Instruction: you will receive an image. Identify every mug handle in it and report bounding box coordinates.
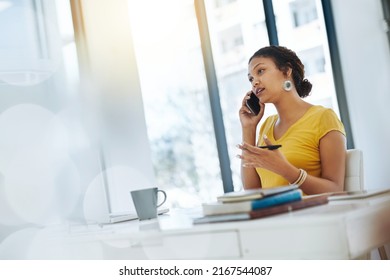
[157,189,167,207]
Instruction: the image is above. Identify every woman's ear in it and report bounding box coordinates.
[286,67,292,78]
[282,63,293,78]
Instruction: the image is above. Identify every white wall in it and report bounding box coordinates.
[332,0,390,189]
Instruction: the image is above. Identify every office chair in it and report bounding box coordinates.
[344,149,388,260]
[344,149,364,192]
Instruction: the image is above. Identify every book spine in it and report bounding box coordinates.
[251,189,302,210]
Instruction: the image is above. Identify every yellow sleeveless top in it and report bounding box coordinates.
[256,105,346,188]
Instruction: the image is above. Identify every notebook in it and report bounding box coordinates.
[328,188,390,201]
[216,185,298,203]
[108,208,169,223]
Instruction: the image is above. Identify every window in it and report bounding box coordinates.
[273,0,341,115]
[204,0,270,191]
[290,0,318,27]
[127,0,223,207]
[220,24,244,53]
[382,0,390,48]
[215,0,237,8]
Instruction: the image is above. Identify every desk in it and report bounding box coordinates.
[41,192,390,260]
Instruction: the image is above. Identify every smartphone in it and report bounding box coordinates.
[246,92,261,115]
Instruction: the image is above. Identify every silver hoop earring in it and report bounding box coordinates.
[283,80,292,91]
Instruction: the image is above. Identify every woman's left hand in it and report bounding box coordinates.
[237,136,289,175]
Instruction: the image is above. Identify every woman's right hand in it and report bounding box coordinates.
[239,91,264,129]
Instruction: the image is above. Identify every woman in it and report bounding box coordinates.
[237,46,346,195]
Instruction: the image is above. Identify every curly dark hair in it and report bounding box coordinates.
[249,45,312,98]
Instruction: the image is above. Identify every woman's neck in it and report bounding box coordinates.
[274,94,312,125]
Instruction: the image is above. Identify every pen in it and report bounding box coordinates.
[258,144,282,150]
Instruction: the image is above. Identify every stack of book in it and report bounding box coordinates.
[193,185,329,224]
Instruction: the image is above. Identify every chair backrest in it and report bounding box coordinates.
[344,149,364,191]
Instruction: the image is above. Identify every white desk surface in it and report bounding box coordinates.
[50,191,390,260]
